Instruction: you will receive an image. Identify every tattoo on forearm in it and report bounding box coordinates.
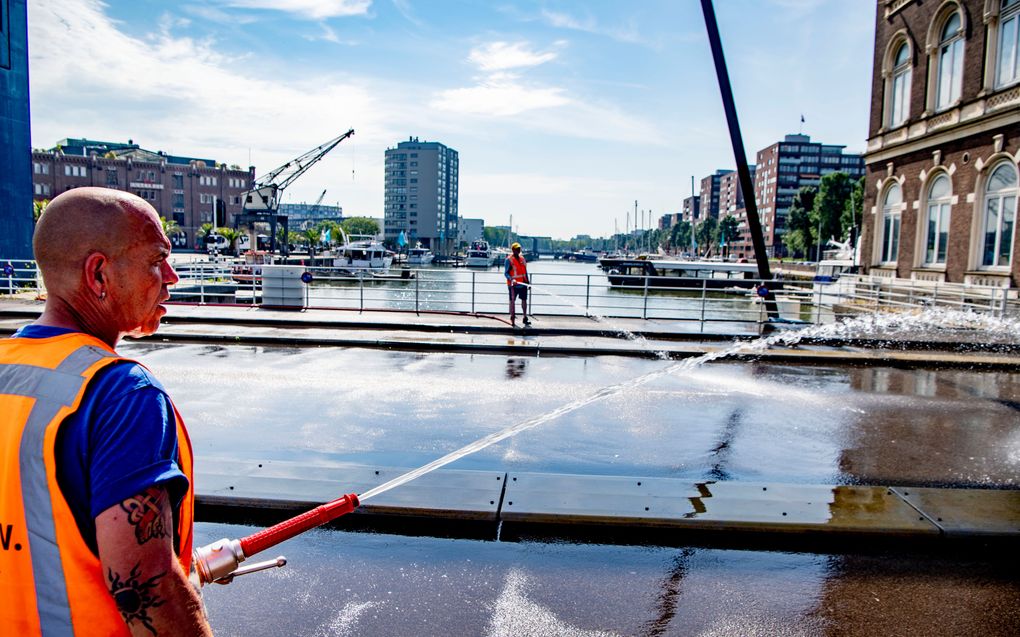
[109,563,166,635]
[120,487,170,545]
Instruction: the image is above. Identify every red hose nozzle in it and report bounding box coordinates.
[240,493,360,558]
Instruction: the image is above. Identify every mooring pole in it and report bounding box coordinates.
[700,0,779,320]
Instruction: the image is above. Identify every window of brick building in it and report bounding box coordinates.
[936,12,964,110]
[997,0,1020,87]
[924,175,951,265]
[880,183,902,264]
[981,162,1017,267]
[890,41,912,126]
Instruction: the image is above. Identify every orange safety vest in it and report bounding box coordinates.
[0,332,194,636]
[506,254,528,286]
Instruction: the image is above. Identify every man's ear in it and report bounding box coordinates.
[83,252,109,297]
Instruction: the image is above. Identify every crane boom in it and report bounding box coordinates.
[243,129,354,213]
[313,188,327,209]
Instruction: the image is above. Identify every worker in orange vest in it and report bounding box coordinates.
[0,188,213,636]
[504,242,530,327]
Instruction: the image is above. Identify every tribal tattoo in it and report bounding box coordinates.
[120,487,170,546]
[108,562,166,635]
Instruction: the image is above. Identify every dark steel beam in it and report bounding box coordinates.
[700,0,779,319]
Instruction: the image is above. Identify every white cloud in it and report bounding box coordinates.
[28,0,392,212]
[430,75,568,116]
[431,40,573,119]
[467,41,559,71]
[221,0,372,20]
[539,9,643,45]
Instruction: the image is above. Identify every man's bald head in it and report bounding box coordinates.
[34,187,161,292]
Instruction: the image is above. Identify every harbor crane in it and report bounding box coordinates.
[237,129,354,254]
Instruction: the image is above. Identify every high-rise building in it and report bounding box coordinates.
[699,170,733,220]
[752,134,864,257]
[384,137,459,254]
[31,138,253,251]
[681,196,701,224]
[860,0,1019,288]
[1,0,33,259]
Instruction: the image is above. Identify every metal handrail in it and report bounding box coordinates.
[7,258,1016,325]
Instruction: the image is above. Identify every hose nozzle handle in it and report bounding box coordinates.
[239,493,360,558]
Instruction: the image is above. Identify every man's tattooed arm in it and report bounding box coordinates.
[120,486,170,545]
[108,563,166,636]
[96,486,213,636]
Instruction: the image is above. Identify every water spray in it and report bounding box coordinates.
[193,493,359,586]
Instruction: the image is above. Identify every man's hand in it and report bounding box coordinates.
[96,486,213,636]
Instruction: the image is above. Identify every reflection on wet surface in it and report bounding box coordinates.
[124,343,1020,488]
[196,522,1020,637]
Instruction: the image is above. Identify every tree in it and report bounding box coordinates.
[841,176,866,248]
[302,228,320,253]
[812,172,855,260]
[160,216,181,238]
[718,215,739,256]
[214,227,242,255]
[784,187,817,257]
[670,221,692,254]
[341,217,379,237]
[197,223,214,239]
[33,199,49,223]
[694,216,718,256]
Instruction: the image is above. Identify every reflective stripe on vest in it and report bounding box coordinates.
[507,255,528,285]
[0,334,194,636]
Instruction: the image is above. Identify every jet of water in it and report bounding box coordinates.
[524,281,671,360]
[358,307,1018,502]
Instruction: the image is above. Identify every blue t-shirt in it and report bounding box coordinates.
[12,326,189,554]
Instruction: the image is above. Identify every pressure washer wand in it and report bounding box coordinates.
[193,493,360,586]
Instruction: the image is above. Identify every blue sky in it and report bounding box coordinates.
[28,0,875,239]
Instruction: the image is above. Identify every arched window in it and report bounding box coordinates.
[997,0,1020,88]
[924,175,951,265]
[881,183,902,263]
[890,42,912,126]
[982,162,1018,267]
[936,12,965,110]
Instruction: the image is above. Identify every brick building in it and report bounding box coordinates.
[861,0,1020,287]
[698,169,732,220]
[681,195,701,224]
[751,135,865,258]
[31,138,254,251]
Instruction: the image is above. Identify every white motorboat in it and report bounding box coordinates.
[465,239,494,267]
[407,245,435,265]
[332,229,393,272]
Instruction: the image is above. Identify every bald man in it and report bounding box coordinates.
[0,188,213,636]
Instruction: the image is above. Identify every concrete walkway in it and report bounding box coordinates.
[2,299,1018,368]
[196,457,1020,554]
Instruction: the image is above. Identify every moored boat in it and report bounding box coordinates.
[465,239,494,267]
[600,258,778,291]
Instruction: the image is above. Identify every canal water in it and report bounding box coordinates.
[125,342,1020,488]
[195,521,1020,637]
[278,259,770,321]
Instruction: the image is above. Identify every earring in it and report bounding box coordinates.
[99,291,106,300]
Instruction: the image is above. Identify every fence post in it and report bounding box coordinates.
[200,263,206,305]
[932,282,939,309]
[699,279,707,332]
[416,270,420,315]
[471,271,475,314]
[359,272,364,313]
[252,268,257,306]
[642,274,649,320]
[758,291,765,335]
[585,274,590,315]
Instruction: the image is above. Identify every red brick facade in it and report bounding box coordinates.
[862,0,1020,287]
[32,149,253,251]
